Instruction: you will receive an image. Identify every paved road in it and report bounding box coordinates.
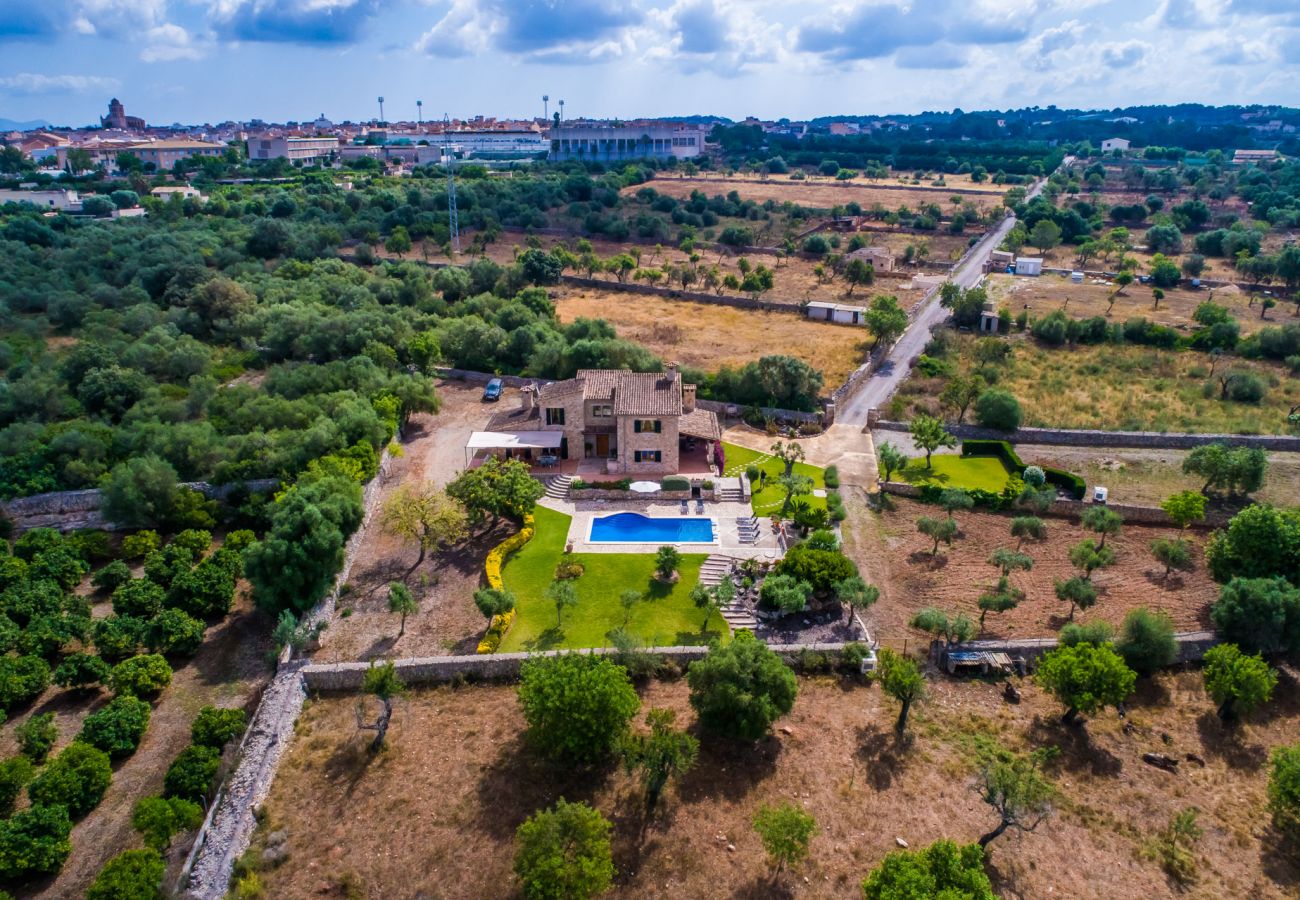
[837,168,1060,426]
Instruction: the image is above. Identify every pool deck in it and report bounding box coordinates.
[540,497,783,558]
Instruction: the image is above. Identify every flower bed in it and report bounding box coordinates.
[476,513,534,654]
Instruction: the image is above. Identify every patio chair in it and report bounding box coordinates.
[680,499,689,513]
[696,499,705,514]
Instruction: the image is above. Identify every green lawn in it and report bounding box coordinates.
[722,442,827,516]
[499,506,729,652]
[898,453,1014,492]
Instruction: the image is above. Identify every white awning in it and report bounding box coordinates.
[466,431,563,450]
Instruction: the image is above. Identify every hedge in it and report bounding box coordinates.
[570,479,632,491]
[660,476,691,491]
[960,440,1086,500]
[477,513,534,654]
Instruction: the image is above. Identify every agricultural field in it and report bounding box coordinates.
[892,333,1300,434]
[246,672,1300,899]
[553,291,871,389]
[631,175,1011,214]
[861,497,1219,640]
[984,273,1277,336]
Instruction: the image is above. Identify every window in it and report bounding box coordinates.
[591,404,612,418]
[545,407,565,426]
[633,450,662,463]
[633,419,661,433]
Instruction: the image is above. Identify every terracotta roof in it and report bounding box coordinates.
[679,407,721,441]
[536,379,583,404]
[575,370,620,400]
[486,405,539,430]
[612,371,682,417]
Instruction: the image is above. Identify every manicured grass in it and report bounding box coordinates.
[722,442,827,516]
[898,453,1015,492]
[499,506,728,652]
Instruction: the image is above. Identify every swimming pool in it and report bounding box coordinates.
[588,512,716,544]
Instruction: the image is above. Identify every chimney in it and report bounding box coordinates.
[665,361,679,382]
[522,383,537,411]
[682,383,696,413]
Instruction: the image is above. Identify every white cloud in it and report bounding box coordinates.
[0,73,120,94]
[141,22,204,60]
[1100,40,1150,68]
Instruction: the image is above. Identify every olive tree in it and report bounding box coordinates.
[976,750,1055,847]
[1036,642,1135,725]
[876,648,925,733]
[620,708,698,821]
[1203,643,1277,723]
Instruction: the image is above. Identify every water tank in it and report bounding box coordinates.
[1071,271,1084,283]
[1093,486,1109,504]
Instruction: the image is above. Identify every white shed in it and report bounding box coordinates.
[805,301,866,325]
[1015,257,1043,277]
[1100,137,1130,153]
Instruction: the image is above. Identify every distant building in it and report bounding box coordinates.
[150,185,204,201]
[549,124,705,161]
[14,132,68,163]
[247,135,340,163]
[828,122,860,136]
[805,301,867,325]
[1100,137,1130,153]
[1233,149,1281,164]
[436,129,548,160]
[0,188,81,211]
[1014,256,1043,276]
[101,98,145,130]
[847,246,895,273]
[116,140,225,170]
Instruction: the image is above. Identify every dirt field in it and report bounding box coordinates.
[984,273,1277,336]
[858,497,1218,642]
[633,175,1010,213]
[249,671,1299,899]
[3,593,274,899]
[553,290,870,386]
[315,380,504,663]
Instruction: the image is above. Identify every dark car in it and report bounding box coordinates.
[482,378,504,402]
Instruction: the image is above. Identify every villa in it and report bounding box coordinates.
[475,364,722,476]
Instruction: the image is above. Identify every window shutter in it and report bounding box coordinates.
[634,421,641,433]
[654,420,662,433]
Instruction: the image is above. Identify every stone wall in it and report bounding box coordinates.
[570,488,719,502]
[943,630,1219,666]
[874,420,1300,452]
[1,479,279,533]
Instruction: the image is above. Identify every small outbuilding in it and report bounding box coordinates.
[1014,256,1043,277]
[805,301,867,325]
[847,246,895,272]
[1101,137,1131,153]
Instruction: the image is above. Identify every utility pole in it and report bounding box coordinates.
[377,96,385,125]
[417,99,422,126]
[542,95,549,121]
[443,114,459,254]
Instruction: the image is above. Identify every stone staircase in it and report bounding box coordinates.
[717,477,745,503]
[543,474,573,500]
[699,554,758,631]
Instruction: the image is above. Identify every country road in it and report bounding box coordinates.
[837,166,1061,426]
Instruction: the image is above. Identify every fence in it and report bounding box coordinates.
[874,420,1300,452]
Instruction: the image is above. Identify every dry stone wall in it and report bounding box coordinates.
[875,420,1300,452]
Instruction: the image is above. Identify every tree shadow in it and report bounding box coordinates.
[360,634,398,661]
[677,731,781,803]
[673,629,722,647]
[1126,677,1171,710]
[728,874,795,900]
[323,725,388,800]
[1142,570,1188,592]
[1259,827,1300,889]
[907,550,949,569]
[1193,711,1268,771]
[1026,716,1123,777]
[523,626,565,652]
[471,732,610,840]
[854,723,913,791]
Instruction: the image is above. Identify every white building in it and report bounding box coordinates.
[549,124,706,161]
[246,136,340,163]
[0,189,81,211]
[805,301,867,325]
[1015,257,1043,276]
[438,130,548,160]
[150,185,204,201]
[1100,137,1131,153]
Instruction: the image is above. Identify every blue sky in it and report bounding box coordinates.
[1,0,1299,127]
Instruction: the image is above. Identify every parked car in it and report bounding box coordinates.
[482,378,503,402]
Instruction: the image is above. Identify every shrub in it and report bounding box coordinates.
[91,561,132,595]
[169,529,212,558]
[1115,608,1178,676]
[121,530,161,560]
[477,515,533,653]
[28,741,113,818]
[15,712,57,763]
[108,654,173,698]
[79,695,151,760]
[144,609,205,656]
[660,476,690,491]
[92,615,145,661]
[759,573,813,614]
[0,756,34,818]
[112,579,165,618]
[163,745,221,802]
[191,706,248,749]
[518,654,640,764]
[1036,642,1135,724]
[514,799,614,900]
[753,802,816,874]
[0,804,72,881]
[775,544,858,594]
[823,465,839,488]
[1210,576,1300,655]
[1203,643,1277,722]
[166,558,237,619]
[87,848,165,900]
[687,631,798,740]
[1269,743,1300,841]
[862,840,995,899]
[0,655,51,712]
[1225,372,1267,403]
[973,388,1023,431]
[54,652,112,691]
[132,795,203,851]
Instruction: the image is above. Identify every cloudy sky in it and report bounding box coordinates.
[1,0,1298,127]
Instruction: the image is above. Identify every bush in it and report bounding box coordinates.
[1115,608,1178,676]
[53,652,112,691]
[112,578,165,618]
[973,388,1023,432]
[132,795,203,851]
[1269,743,1300,841]
[774,544,858,594]
[0,804,72,882]
[0,655,51,712]
[92,616,145,661]
[121,531,161,560]
[163,745,221,802]
[15,712,57,763]
[79,695,151,760]
[91,561,132,595]
[687,631,797,740]
[862,839,995,899]
[660,476,690,491]
[823,465,839,488]
[28,741,113,818]
[86,848,165,900]
[514,799,614,900]
[477,514,533,653]
[108,654,173,698]
[144,608,205,656]
[518,654,640,764]
[1225,372,1267,403]
[191,706,248,749]
[0,756,34,818]
[169,529,212,558]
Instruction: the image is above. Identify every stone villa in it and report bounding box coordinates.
[484,364,721,476]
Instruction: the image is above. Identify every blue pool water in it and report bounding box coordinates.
[589,513,715,544]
